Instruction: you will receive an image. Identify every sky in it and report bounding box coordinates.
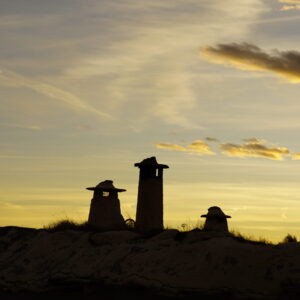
[2,0,300,242]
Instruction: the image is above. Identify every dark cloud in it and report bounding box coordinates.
[201,42,300,83]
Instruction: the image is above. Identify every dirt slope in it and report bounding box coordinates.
[0,227,300,299]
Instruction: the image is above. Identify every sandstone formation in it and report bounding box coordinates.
[135,157,168,233]
[87,180,125,230]
[201,206,231,233]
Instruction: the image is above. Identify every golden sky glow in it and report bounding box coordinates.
[2,0,300,242]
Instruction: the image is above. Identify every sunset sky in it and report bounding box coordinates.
[2,0,300,242]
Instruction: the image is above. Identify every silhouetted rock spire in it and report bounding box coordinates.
[201,206,231,232]
[135,157,169,233]
[87,180,125,230]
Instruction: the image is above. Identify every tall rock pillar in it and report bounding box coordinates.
[135,157,169,233]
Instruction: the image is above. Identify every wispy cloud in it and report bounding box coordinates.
[155,143,187,152]
[201,43,300,83]
[156,137,296,161]
[243,138,266,144]
[58,1,267,128]
[292,153,300,160]
[281,5,300,10]
[220,139,290,160]
[0,0,268,129]
[0,68,113,119]
[279,0,300,3]
[279,0,300,10]
[3,123,42,130]
[155,140,215,155]
[205,137,220,143]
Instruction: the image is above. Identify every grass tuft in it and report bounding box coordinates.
[229,230,273,246]
[44,218,136,233]
[44,219,296,246]
[177,220,204,232]
[43,219,91,232]
[282,234,298,243]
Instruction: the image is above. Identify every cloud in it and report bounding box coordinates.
[279,0,300,3]
[156,137,300,161]
[3,123,42,130]
[243,138,266,144]
[201,43,300,83]
[0,1,268,129]
[155,143,187,152]
[220,139,290,160]
[77,124,92,130]
[155,140,215,155]
[188,140,215,154]
[278,0,300,11]
[292,153,300,160]
[205,137,220,142]
[0,68,113,119]
[281,5,300,10]
[58,0,267,128]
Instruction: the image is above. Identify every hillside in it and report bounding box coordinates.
[0,226,300,299]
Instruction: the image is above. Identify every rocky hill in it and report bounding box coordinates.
[0,226,300,299]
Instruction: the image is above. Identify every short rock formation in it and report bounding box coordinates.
[201,206,231,232]
[87,180,125,230]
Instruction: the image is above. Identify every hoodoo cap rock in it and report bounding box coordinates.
[135,156,169,169]
[86,180,126,192]
[201,206,231,218]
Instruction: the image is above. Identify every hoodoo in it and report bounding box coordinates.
[135,157,169,233]
[87,180,125,230]
[201,206,231,232]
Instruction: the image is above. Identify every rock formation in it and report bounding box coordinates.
[87,180,125,230]
[135,157,168,233]
[201,206,231,232]
[1,227,300,299]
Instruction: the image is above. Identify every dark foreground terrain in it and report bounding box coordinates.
[1,226,300,300]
